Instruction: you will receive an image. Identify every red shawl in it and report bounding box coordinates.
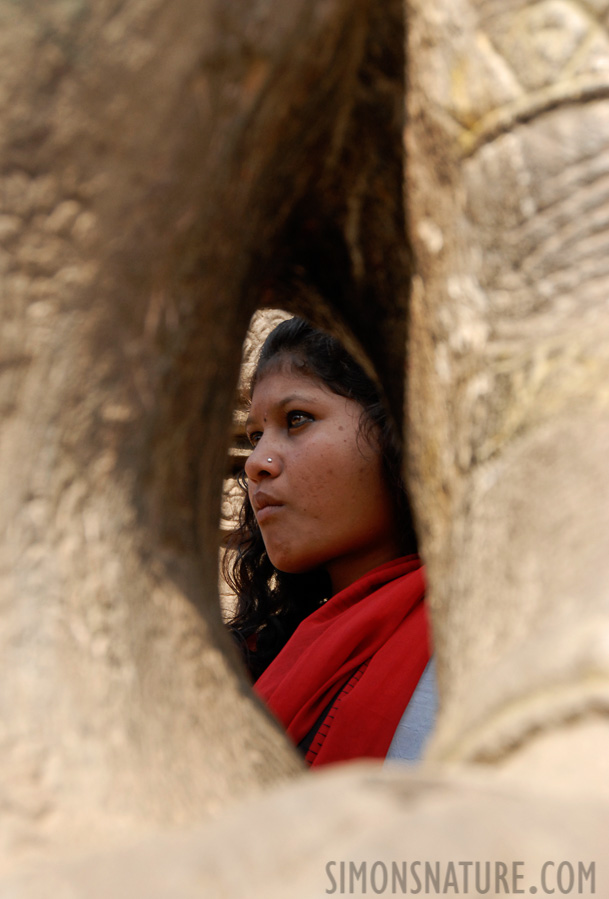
[254,555,429,767]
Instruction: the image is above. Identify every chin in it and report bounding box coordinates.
[271,562,309,576]
[269,555,323,576]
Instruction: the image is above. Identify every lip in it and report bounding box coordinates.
[256,505,283,524]
[252,491,284,520]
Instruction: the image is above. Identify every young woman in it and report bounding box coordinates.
[224,317,433,766]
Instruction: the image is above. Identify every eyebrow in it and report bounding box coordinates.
[245,393,318,428]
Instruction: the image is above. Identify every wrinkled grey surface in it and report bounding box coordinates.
[0,0,608,892]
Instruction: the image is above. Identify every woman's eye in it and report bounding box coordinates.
[287,410,313,429]
[247,431,262,447]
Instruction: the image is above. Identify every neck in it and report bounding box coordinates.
[327,541,404,595]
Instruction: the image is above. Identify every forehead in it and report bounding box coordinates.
[248,369,330,410]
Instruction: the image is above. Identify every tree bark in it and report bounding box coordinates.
[0,0,409,867]
[405,0,609,761]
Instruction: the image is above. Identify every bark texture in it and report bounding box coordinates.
[3,0,609,890]
[0,0,409,868]
[2,762,609,897]
[405,0,609,761]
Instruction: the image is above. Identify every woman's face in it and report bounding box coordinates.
[244,367,401,594]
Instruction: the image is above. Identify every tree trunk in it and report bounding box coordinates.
[0,0,409,866]
[406,0,609,762]
[2,0,609,890]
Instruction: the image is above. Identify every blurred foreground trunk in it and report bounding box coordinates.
[0,0,409,868]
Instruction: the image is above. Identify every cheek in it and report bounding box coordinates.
[304,458,363,518]
[288,447,322,498]
[341,448,388,513]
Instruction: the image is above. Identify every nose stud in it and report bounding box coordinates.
[267,458,273,464]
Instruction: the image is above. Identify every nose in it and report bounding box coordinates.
[244,442,281,482]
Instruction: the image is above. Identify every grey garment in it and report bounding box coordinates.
[385,657,438,763]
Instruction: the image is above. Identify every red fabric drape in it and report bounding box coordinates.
[254,555,429,766]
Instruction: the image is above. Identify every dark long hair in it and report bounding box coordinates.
[223,317,417,679]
